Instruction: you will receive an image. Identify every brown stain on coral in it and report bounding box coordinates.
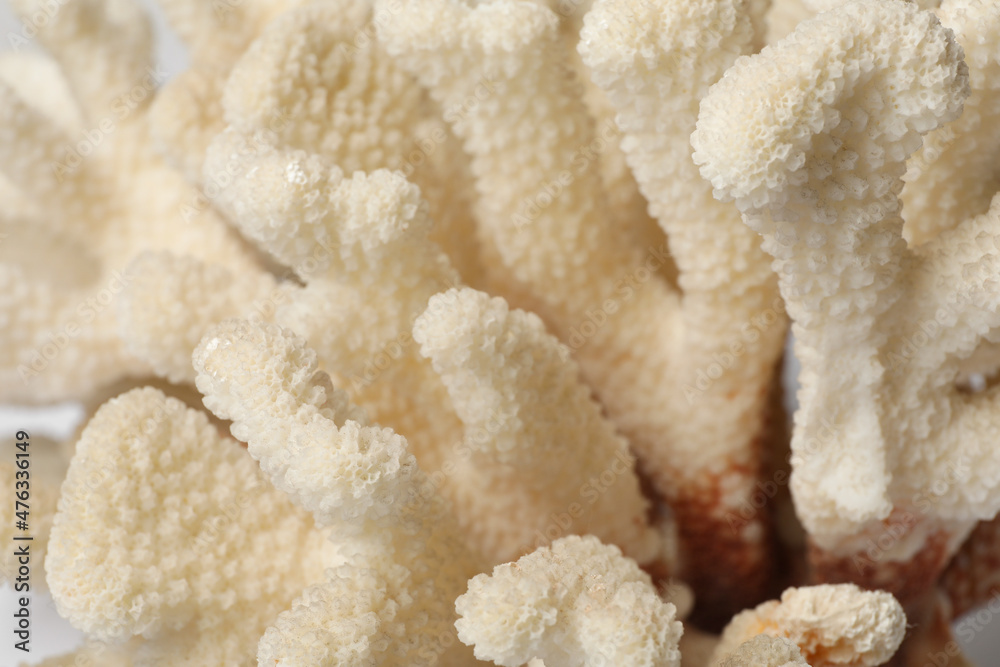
[806,518,992,666]
[807,528,952,609]
[671,465,778,631]
[665,361,789,631]
[636,447,779,630]
[941,516,1000,619]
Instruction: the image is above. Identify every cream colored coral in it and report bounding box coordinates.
[129,112,663,566]
[0,52,81,137]
[193,318,484,665]
[768,0,943,47]
[377,0,673,326]
[782,0,1000,246]
[120,163,465,473]
[117,251,287,384]
[692,0,1000,554]
[44,387,333,665]
[148,0,309,180]
[0,52,77,222]
[203,0,483,284]
[455,535,683,667]
[120,164,454,386]
[379,0,785,619]
[0,0,259,402]
[717,635,808,667]
[11,0,1000,658]
[130,0,481,469]
[193,319,401,523]
[155,0,299,64]
[8,0,154,120]
[414,287,660,564]
[580,0,784,481]
[130,203,663,569]
[578,0,786,604]
[902,0,1000,244]
[712,584,906,667]
[534,0,672,287]
[131,224,663,577]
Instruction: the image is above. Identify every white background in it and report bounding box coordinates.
[0,0,998,664]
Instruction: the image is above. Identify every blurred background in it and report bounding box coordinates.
[0,0,998,664]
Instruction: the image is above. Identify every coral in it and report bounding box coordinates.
[695,0,1000,603]
[455,535,683,667]
[4,0,1000,665]
[0,0,260,402]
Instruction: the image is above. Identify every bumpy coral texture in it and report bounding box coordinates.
[118,251,286,384]
[414,287,660,564]
[578,0,783,476]
[694,0,1000,561]
[456,535,683,667]
[902,0,1000,244]
[578,0,787,619]
[193,319,484,665]
[44,387,332,665]
[206,0,482,283]
[788,1,1000,247]
[124,2,478,473]
[126,148,660,568]
[120,164,467,489]
[9,0,1000,665]
[0,0,260,402]
[712,584,906,667]
[148,0,310,180]
[378,0,786,624]
[717,634,808,667]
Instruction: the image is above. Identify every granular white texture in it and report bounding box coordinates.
[414,287,660,564]
[0,0,260,402]
[712,584,906,667]
[456,535,683,667]
[694,0,1000,552]
[194,319,485,665]
[44,387,332,665]
[717,634,808,667]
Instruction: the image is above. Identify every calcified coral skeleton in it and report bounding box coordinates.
[44,386,334,665]
[755,0,1000,649]
[191,319,485,665]
[25,323,899,666]
[378,0,787,621]
[0,0,261,401]
[5,0,1000,665]
[455,535,685,667]
[124,167,661,566]
[711,584,906,667]
[774,0,1000,247]
[694,0,1000,607]
[166,0,484,283]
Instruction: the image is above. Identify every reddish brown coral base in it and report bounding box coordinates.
[672,487,778,630]
[942,516,1000,618]
[808,529,953,608]
[669,367,789,630]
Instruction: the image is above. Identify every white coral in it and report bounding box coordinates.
[456,535,683,667]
